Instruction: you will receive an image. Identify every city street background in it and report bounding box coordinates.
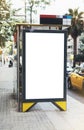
[0,0,84,129]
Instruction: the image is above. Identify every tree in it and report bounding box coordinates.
[0,0,23,47]
[0,0,10,47]
[67,8,84,67]
[26,0,54,23]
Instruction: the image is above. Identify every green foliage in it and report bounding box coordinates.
[0,0,10,20]
[26,0,54,23]
[68,8,84,39]
[0,0,23,47]
[0,0,10,47]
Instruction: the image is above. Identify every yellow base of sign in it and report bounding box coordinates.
[22,102,36,112]
[53,101,67,111]
[22,101,67,112]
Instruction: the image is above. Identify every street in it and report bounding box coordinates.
[68,88,84,104]
[66,76,84,104]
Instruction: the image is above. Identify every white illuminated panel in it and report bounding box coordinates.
[25,32,64,100]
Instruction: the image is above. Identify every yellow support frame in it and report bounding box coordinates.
[22,101,67,112]
[22,102,36,112]
[53,101,67,111]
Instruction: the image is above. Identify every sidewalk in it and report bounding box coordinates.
[0,68,84,130]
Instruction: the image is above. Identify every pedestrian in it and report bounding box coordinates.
[9,60,13,67]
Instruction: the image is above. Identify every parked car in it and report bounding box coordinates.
[68,66,84,90]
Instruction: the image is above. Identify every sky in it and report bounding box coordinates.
[43,0,84,14]
[7,0,84,23]
[10,0,84,12]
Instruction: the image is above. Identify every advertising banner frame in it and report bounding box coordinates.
[22,29,67,104]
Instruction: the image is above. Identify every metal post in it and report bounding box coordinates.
[17,25,20,112]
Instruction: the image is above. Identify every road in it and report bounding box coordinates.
[68,88,84,104]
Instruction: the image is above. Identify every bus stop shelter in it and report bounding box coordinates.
[16,23,68,112]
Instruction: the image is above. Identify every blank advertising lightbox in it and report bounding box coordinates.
[22,29,67,102]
